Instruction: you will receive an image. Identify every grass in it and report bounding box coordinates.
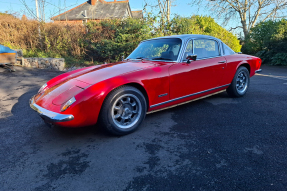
[63,56,101,68]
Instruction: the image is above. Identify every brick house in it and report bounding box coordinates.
[51,0,143,24]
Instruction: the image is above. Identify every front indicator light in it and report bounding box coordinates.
[39,83,47,92]
[61,97,76,112]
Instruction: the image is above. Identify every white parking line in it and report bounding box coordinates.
[256,73,287,85]
[256,73,287,82]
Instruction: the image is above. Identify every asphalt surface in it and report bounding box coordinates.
[0,65,287,191]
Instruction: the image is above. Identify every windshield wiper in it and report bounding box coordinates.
[152,57,173,61]
[136,57,150,61]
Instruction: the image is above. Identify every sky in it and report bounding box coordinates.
[0,0,239,35]
[0,0,204,18]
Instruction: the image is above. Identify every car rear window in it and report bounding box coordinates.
[223,43,235,55]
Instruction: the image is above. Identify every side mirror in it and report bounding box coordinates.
[186,54,197,63]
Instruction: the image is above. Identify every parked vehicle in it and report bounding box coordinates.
[30,34,262,135]
[0,45,16,72]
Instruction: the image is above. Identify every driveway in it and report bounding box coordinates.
[0,65,287,191]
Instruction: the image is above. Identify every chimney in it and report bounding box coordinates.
[91,0,96,5]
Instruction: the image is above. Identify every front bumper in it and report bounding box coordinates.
[255,69,262,73]
[30,96,74,122]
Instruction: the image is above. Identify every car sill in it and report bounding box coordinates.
[149,84,230,109]
[147,90,226,115]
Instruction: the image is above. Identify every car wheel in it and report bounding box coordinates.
[98,86,147,135]
[227,66,250,97]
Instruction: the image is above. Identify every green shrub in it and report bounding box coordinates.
[85,16,241,63]
[271,53,287,66]
[0,14,241,66]
[84,18,156,63]
[242,19,287,66]
[23,49,62,58]
[170,16,241,52]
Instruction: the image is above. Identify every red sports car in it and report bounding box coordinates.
[30,34,262,135]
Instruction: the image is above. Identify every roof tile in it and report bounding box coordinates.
[51,0,139,21]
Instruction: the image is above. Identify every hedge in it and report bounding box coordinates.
[242,19,287,66]
[0,13,241,66]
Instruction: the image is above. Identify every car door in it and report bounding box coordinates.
[169,38,226,99]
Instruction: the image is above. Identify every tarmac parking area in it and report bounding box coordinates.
[0,65,287,190]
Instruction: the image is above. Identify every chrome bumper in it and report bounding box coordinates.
[30,97,74,122]
[255,69,262,73]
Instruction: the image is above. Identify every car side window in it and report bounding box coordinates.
[182,40,193,61]
[223,43,235,55]
[194,39,220,59]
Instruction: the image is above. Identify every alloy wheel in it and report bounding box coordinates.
[236,71,248,94]
[111,94,142,129]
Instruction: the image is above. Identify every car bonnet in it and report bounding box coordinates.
[34,61,155,111]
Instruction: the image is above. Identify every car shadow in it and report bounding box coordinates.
[5,82,231,139]
[6,88,111,138]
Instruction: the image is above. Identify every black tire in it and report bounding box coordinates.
[98,86,147,135]
[227,66,250,97]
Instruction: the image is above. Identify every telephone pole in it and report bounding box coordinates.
[167,0,170,22]
[35,0,42,48]
[35,0,40,21]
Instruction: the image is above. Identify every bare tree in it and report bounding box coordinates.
[18,0,46,21]
[19,0,75,22]
[189,0,287,38]
[38,0,46,21]
[19,0,38,20]
[157,0,171,22]
[145,0,176,23]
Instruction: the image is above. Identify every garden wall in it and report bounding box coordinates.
[19,58,65,71]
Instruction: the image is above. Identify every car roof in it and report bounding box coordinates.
[142,34,222,42]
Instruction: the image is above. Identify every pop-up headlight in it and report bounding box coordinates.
[39,83,47,92]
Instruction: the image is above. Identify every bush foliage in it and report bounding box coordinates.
[170,16,241,52]
[85,16,241,63]
[242,19,287,66]
[0,13,241,66]
[84,18,156,63]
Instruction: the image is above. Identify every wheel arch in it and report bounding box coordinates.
[101,82,150,112]
[122,82,150,110]
[237,63,250,75]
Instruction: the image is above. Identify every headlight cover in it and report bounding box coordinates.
[39,83,47,92]
[61,97,76,112]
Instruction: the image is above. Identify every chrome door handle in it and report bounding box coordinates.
[218,61,226,63]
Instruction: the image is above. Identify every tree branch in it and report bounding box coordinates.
[229,26,243,31]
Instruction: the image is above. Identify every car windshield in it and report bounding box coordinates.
[127,38,182,61]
